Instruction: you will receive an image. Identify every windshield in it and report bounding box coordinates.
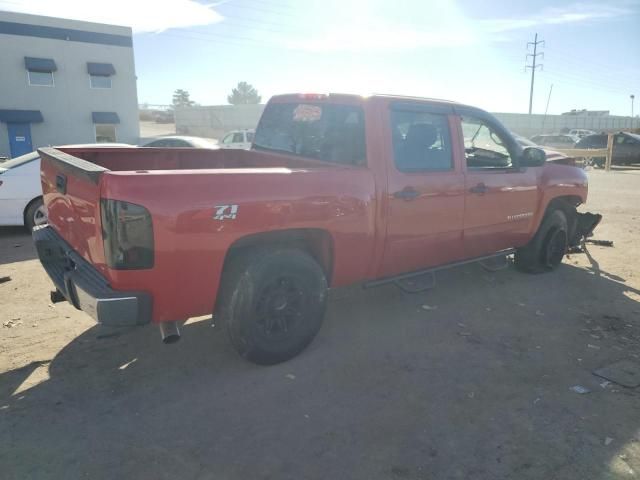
[253,102,366,166]
[0,151,39,170]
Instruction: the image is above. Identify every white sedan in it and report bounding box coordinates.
[0,151,45,230]
[0,144,131,231]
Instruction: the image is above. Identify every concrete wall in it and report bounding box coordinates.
[493,112,640,138]
[175,102,640,142]
[0,11,139,157]
[175,104,264,140]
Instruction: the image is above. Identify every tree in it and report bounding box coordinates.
[227,82,262,105]
[172,89,195,108]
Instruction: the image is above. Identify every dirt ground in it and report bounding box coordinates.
[1,168,639,480]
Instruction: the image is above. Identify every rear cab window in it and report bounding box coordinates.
[254,102,366,166]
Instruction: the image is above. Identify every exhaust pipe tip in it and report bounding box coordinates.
[159,321,181,344]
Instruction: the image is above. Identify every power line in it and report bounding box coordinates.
[525,33,544,114]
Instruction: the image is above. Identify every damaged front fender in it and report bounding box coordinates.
[569,212,602,247]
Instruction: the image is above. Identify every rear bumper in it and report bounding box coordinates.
[33,225,151,326]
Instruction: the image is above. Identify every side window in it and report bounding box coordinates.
[246,131,254,142]
[391,110,453,172]
[222,134,234,144]
[461,116,512,168]
[232,132,245,143]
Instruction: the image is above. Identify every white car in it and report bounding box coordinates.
[219,129,254,149]
[142,135,219,149]
[0,151,45,230]
[0,144,130,230]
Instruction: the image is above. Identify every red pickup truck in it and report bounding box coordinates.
[34,94,600,364]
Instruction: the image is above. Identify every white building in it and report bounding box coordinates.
[0,11,139,158]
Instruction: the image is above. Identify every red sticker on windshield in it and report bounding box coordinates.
[293,104,322,122]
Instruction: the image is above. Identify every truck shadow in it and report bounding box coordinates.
[1,259,639,479]
[0,227,36,265]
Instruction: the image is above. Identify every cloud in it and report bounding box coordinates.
[284,1,635,52]
[482,2,635,33]
[0,0,223,33]
[288,24,476,52]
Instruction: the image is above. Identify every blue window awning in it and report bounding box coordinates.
[0,109,44,123]
[87,62,116,76]
[92,112,120,124]
[25,56,57,72]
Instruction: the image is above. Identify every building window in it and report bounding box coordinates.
[95,124,117,143]
[90,75,112,89]
[25,57,56,87]
[27,70,54,87]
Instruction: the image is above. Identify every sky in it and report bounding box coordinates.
[1,0,639,115]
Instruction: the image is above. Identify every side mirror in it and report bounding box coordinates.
[521,147,546,167]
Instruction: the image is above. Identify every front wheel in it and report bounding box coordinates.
[217,248,328,365]
[515,209,568,273]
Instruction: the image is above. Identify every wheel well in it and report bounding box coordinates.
[23,196,43,224]
[222,228,334,283]
[545,195,581,240]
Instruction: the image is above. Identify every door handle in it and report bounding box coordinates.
[469,183,488,194]
[393,187,419,201]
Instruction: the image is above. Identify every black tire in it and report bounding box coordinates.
[515,209,568,273]
[25,198,47,232]
[217,248,328,365]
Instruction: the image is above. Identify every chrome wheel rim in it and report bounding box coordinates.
[33,205,48,226]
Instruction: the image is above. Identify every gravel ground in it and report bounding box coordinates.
[1,168,639,479]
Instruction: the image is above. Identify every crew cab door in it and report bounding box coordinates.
[457,111,538,257]
[379,103,465,277]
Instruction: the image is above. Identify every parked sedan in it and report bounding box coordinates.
[0,144,131,230]
[530,134,580,150]
[0,151,45,230]
[142,136,219,148]
[575,132,640,166]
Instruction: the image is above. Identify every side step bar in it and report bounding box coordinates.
[363,249,516,290]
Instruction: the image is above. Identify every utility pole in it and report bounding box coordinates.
[631,94,635,118]
[542,84,553,133]
[526,33,544,114]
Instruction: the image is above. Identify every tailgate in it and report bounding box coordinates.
[38,147,107,268]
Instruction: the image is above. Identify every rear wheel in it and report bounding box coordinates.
[515,209,568,273]
[217,248,328,365]
[25,198,47,232]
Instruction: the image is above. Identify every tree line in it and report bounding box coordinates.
[172,82,261,108]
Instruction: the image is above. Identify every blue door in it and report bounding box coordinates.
[7,122,33,158]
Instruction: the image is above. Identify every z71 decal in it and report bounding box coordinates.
[213,204,239,220]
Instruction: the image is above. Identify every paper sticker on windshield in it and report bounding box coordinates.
[293,104,322,122]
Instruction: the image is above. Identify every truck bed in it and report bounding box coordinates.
[38,146,377,323]
[51,146,337,172]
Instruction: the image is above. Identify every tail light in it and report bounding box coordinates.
[101,199,154,269]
